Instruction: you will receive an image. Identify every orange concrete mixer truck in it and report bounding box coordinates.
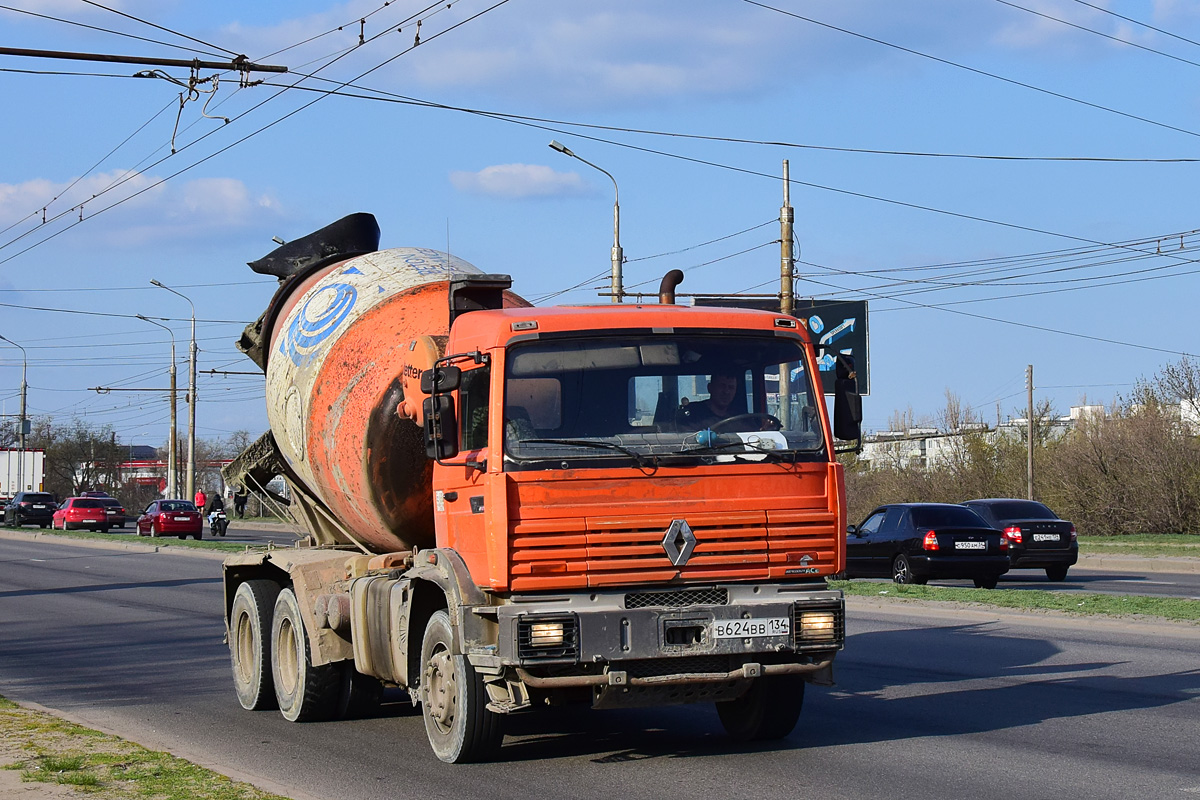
[221,213,862,763]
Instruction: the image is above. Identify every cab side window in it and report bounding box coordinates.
[459,366,490,451]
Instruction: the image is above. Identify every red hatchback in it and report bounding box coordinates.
[137,500,203,539]
[52,497,110,532]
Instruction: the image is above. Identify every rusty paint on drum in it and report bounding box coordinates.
[264,248,485,553]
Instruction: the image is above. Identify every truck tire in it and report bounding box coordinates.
[337,665,384,720]
[419,609,502,763]
[271,588,340,722]
[716,674,805,742]
[230,579,281,711]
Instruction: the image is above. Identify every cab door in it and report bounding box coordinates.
[435,363,491,575]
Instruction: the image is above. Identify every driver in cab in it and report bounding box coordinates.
[680,372,740,430]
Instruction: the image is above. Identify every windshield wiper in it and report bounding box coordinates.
[676,438,788,462]
[518,438,657,469]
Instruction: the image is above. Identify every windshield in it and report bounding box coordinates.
[503,333,826,469]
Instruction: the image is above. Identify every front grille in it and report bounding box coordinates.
[791,604,845,651]
[517,615,579,661]
[625,587,729,609]
[622,655,732,678]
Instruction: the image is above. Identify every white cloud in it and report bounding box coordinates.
[450,163,588,198]
[0,170,281,247]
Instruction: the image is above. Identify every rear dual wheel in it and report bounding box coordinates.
[271,588,341,722]
[230,580,280,710]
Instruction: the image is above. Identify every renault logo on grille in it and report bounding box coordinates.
[662,519,697,566]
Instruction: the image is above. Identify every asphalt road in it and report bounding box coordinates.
[851,569,1200,599]
[1,538,1198,800]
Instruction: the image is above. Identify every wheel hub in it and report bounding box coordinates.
[423,649,458,731]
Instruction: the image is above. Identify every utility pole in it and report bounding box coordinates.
[1026,364,1034,500]
[151,281,197,501]
[137,315,178,499]
[780,160,795,317]
[548,140,624,302]
[778,160,795,429]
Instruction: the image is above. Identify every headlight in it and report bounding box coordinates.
[528,622,565,647]
[798,611,837,640]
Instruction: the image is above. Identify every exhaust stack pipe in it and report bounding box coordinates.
[658,270,684,304]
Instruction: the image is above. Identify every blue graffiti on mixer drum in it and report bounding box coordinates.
[280,283,358,367]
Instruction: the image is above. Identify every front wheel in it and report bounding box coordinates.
[419,609,502,763]
[230,580,281,710]
[271,588,340,722]
[973,575,999,590]
[717,674,805,741]
[1045,565,1069,582]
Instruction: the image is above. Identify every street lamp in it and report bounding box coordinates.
[548,140,624,303]
[0,334,28,493]
[149,280,196,501]
[136,314,178,499]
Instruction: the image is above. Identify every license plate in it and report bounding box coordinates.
[32,505,45,509]
[712,618,790,639]
[955,541,986,550]
[174,516,191,521]
[1032,533,1060,542]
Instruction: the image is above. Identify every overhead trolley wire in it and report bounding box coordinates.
[0,0,514,268]
[77,0,242,58]
[743,0,1200,143]
[0,4,231,58]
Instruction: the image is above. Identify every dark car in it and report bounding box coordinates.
[846,503,1010,589]
[99,497,127,529]
[137,500,202,539]
[4,492,57,528]
[961,499,1078,581]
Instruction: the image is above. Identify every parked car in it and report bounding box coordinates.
[846,502,1010,589]
[961,498,1078,581]
[3,492,57,528]
[51,497,110,532]
[137,500,202,539]
[99,497,127,529]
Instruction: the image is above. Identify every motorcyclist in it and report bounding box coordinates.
[206,493,227,533]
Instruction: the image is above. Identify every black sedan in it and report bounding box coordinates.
[846,503,1010,589]
[961,498,1078,581]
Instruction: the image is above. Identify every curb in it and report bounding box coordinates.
[0,529,229,561]
[1076,553,1200,574]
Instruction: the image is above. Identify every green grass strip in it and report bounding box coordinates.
[832,579,1200,623]
[9,527,271,554]
[1078,534,1200,558]
[1,694,291,799]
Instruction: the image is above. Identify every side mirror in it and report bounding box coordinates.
[421,365,461,395]
[846,524,858,537]
[423,394,459,460]
[833,354,862,442]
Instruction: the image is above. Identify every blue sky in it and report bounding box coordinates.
[2,0,1200,446]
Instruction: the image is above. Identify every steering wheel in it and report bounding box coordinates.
[709,413,783,433]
